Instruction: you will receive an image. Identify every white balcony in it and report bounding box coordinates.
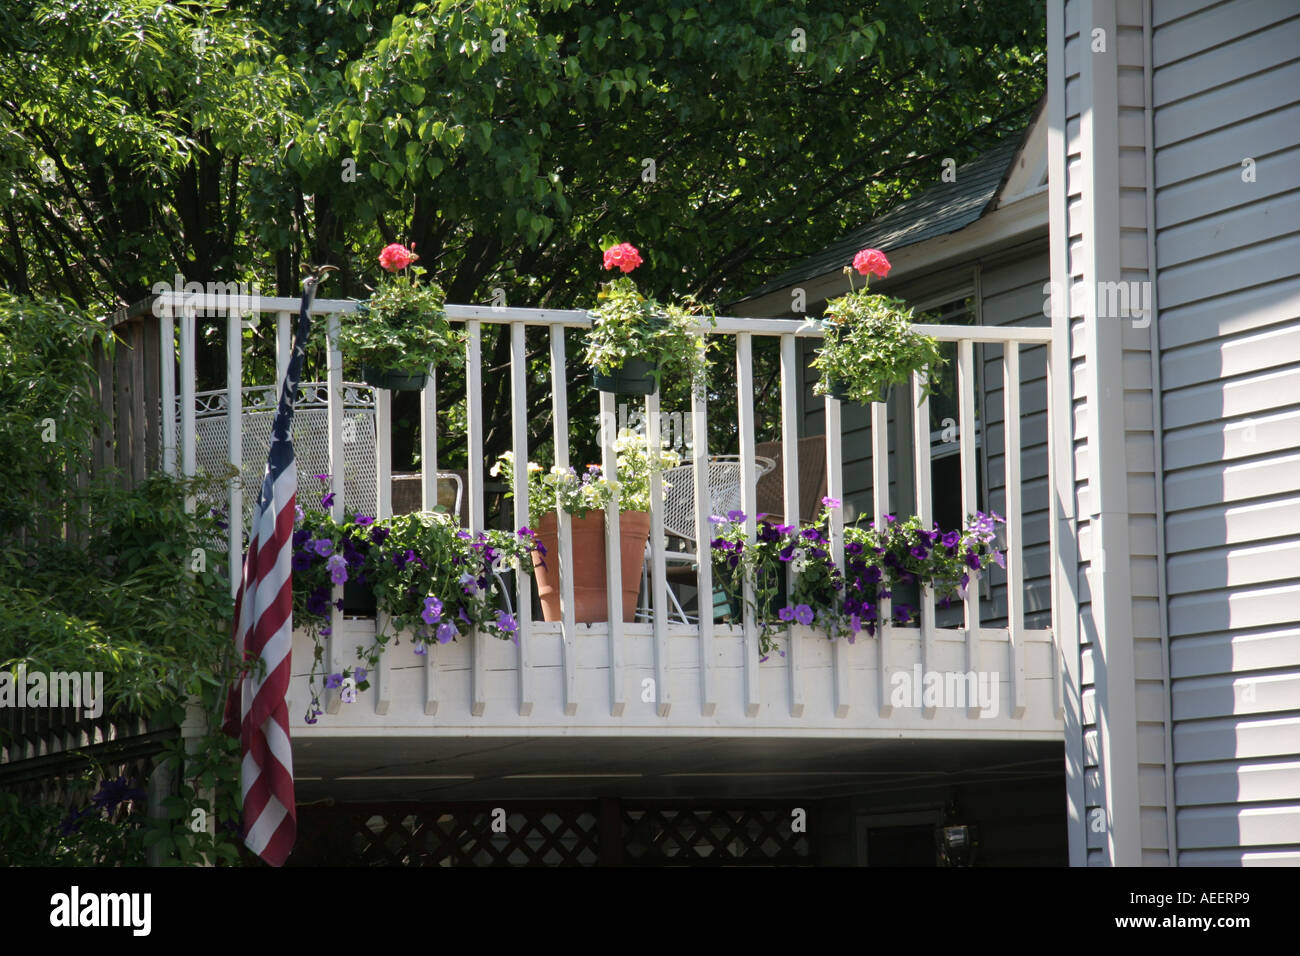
[131,292,1068,747]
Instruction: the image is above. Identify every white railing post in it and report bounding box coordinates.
[179,302,197,513]
[549,326,578,716]
[509,321,534,716]
[466,321,486,716]
[958,338,983,717]
[690,385,716,717]
[420,363,440,717]
[160,305,176,477]
[1003,343,1027,718]
[420,368,439,512]
[779,334,804,718]
[912,369,935,719]
[824,394,849,719]
[325,310,344,713]
[646,389,670,717]
[276,310,291,390]
[374,380,393,717]
[870,397,890,719]
[736,333,761,718]
[599,389,626,717]
[226,306,243,598]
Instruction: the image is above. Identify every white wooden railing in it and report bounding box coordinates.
[147,291,1065,731]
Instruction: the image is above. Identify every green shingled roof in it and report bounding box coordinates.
[734,133,1026,305]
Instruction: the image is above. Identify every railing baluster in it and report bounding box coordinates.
[958,338,983,717]
[509,322,534,716]
[466,321,486,716]
[375,380,392,717]
[549,326,577,716]
[326,311,344,713]
[779,334,804,718]
[226,306,243,598]
[421,365,439,716]
[275,310,291,389]
[160,307,176,476]
[600,390,625,717]
[912,369,935,719]
[736,333,761,718]
[646,389,670,716]
[871,397,890,718]
[179,303,197,512]
[825,395,849,719]
[1003,343,1027,718]
[420,368,439,511]
[690,386,716,716]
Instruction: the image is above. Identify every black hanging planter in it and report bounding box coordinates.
[828,378,891,405]
[342,579,377,616]
[591,357,662,396]
[361,364,429,391]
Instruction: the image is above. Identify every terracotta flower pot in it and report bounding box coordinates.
[532,510,651,623]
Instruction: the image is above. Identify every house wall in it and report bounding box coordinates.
[1150,0,1300,865]
[1051,0,1174,865]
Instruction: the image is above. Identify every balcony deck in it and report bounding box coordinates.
[106,292,1070,750]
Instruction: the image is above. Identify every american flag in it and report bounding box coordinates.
[221,275,323,866]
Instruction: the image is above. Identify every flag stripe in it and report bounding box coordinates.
[222,279,321,867]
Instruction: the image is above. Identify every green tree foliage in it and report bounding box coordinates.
[1,0,1044,475]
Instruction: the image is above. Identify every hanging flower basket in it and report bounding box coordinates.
[361,364,429,392]
[590,356,661,395]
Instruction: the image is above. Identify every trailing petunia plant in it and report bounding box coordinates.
[711,500,1006,657]
[337,242,465,378]
[810,248,946,406]
[492,428,682,527]
[583,243,716,390]
[290,475,540,725]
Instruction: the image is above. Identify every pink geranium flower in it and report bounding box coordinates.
[602,242,643,273]
[379,242,418,272]
[852,248,891,279]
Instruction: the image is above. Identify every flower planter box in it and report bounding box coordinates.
[532,510,651,623]
[829,378,891,404]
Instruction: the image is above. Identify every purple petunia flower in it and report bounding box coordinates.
[413,641,427,656]
[821,496,842,508]
[708,515,726,525]
[321,491,335,509]
[794,604,814,626]
[354,668,368,683]
[992,549,1006,569]
[726,509,746,523]
[437,621,458,643]
[942,531,961,549]
[910,545,929,560]
[314,473,331,484]
[496,610,518,635]
[292,550,313,571]
[965,550,982,570]
[306,586,330,616]
[354,515,374,526]
[324,673,343,689]
[778,606,796,622]
[327,553,348,584]
[313,538,334,557]
[320,626,332,637]
[370,526,390,545]
[422,596,443,625]
[292,528,311,549]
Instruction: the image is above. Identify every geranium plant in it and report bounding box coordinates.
[290,475,540,724]
[810,248,946,405]
[583,243,715,393]
[711,500,1005,657]
[338,242,465,386]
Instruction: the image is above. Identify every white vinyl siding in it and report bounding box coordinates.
[1153,0,1300,867]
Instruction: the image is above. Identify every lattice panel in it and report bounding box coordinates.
[291,804,601,867]
[622,806,815,865]
[292,801,819,867]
